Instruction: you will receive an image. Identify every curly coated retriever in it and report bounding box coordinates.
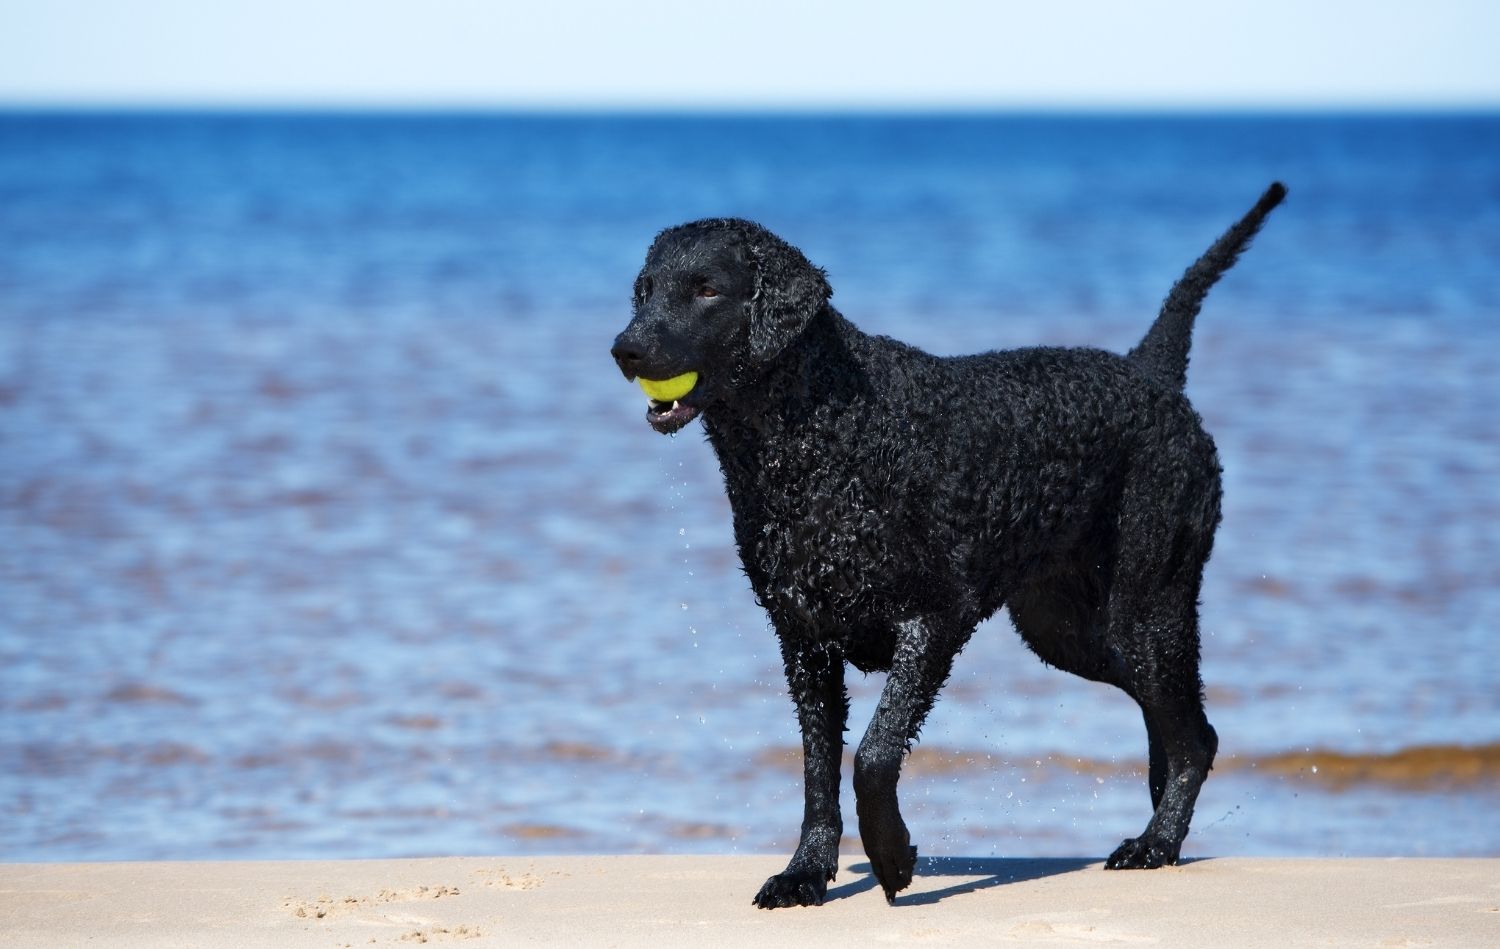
[611,183,1287,908]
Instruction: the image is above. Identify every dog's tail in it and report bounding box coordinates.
[1127,182,1287,391]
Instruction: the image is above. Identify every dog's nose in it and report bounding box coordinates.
[611,333,646,379]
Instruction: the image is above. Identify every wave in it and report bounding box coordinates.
[754,742,1500,791]
[1226,744,1500,790]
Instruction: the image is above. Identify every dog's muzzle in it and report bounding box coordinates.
[612,335,703,434]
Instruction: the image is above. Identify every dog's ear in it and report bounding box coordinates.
[746,232,832,364]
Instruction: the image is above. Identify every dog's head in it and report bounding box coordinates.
[611,218,832,434]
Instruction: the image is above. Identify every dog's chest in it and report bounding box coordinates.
[718,435,927,626]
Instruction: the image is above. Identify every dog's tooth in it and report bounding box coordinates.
[672,400,680,410]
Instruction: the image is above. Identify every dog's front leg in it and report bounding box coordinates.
[854,615,965,903]
[752,636,848,909]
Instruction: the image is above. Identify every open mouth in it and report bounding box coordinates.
[638,371,702,434]
[646,397,700,434]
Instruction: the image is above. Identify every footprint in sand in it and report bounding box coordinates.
[473,867,546,890]
[398,926,482,943]
[1006,918,1156,943]
[283,884,462,920]
[283,895,363,920]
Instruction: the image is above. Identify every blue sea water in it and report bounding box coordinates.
[1,112,1498,863]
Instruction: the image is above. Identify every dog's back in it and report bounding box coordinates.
[722,332,1224,631]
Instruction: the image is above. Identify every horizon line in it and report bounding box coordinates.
[3,98,1499,117]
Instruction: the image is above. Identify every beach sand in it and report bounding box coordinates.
[2,855,1496,947]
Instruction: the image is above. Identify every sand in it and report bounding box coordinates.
[1,855,1496,947]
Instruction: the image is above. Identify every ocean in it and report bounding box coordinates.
[1,112,1497,861]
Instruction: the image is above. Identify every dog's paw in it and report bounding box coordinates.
[1104,834,1179,870]
[870,843,917,904]
[752,868,831,909]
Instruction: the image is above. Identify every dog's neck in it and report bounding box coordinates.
[705,306,869,446]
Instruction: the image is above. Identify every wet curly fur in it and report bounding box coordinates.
[612,184,1287,908]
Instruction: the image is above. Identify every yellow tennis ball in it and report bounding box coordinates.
[638,371,699,402]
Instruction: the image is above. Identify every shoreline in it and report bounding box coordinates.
[2,855,1496,947]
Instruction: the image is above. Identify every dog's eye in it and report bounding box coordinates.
[638,276,654,300]
[696,285,719,298]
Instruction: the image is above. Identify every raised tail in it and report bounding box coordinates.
[1128,182,1287,391]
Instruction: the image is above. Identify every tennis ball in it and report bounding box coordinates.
[638,372,699,402]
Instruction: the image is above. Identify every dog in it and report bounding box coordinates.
[611,183,1286,908]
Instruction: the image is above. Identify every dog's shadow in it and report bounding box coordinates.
[828,856,1098,906]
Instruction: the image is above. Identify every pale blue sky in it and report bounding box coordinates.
[1,0,1497,108]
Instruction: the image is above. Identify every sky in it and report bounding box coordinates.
[1,0,1497,109]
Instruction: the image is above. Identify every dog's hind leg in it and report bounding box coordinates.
[753,636,849,909]
[1101,504,1219,869]
[1112,679,1218,872]
[853,613,972,903]
[1007,559,1203,843]
[1106,669,1218,869]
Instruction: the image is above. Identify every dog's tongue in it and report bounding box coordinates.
[638,372,698,402]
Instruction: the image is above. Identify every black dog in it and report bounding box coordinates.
[612,184,1286,908]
